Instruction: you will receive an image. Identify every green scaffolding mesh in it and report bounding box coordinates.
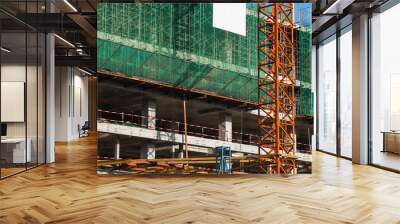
[97,3,258,101]
[296,6,313,116]
[297,28,313,116]
[97,3,313,115]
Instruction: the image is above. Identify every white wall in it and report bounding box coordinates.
[55,67,89,141]
[1,63,46,164]
[1,65,29,138]
[1,65,25,139]
[55,67,69,141]
[72,72,89,138]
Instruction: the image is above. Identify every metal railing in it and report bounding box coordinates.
[97,109,258,145]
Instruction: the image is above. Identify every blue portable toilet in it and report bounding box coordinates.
[215,146,232,175]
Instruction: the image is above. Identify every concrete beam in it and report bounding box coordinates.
[98,121,260,155]
[98,121,312,162]
[97,121,312,162]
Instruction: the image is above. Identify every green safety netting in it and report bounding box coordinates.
[97,3,313,116]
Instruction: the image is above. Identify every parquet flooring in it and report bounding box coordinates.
[1,167,26,178]
[1,135,400,223]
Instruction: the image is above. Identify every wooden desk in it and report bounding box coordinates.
[1,138,31,164]
[382,131,400,154]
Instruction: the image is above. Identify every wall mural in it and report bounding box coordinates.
[97,3,313,175]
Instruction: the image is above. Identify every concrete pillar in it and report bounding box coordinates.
[172,145,176,159]
[114,136,120,160]
[46,1,55,163]
[178,144,184,159]
[141,143,155,159]
[88,77,97,132]
[352,14,369,164]
[171,144,181,158]
[218,113,232,142]
[141,99,156,129]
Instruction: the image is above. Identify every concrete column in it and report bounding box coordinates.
[141,99,156,129]
[352,14,369,164]
[114,136,120,160]
[218,113,232,142]
[141,143,155,159]
[46,1,55,163]
[88,77,97,132]
[178,144,184,159]
[172,145,176,159]
[171,144,181,158]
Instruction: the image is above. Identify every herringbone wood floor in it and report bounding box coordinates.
[1,135,400,224]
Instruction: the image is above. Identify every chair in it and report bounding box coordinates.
[79,121,90,138]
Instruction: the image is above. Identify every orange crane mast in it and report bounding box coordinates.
[257,3,297,175]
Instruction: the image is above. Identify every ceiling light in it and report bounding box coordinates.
[323,0,355,15]
[78,67,92,76]
[1,47,11,53]
[323,0,342,14]
[76,48,85,55]
[63,0,78,12]
[54,34,75,48]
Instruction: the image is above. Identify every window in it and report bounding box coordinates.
[0,1,46,179]
[317,35,337,154]
[370,3,400,171]
[340,27,352,158]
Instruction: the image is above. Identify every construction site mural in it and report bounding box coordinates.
[97,3,312,175]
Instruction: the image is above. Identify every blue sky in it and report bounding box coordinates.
[295,3,312,28]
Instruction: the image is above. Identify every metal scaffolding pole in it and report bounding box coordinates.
[257,3,297,175]
[183,95,189,166]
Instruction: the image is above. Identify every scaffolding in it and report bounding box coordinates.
[98,3,258,102]
[296,6,313,117]
[257,3,297,175]
[97,3,312,116]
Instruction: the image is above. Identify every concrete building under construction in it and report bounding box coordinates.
[96,3,313,174]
